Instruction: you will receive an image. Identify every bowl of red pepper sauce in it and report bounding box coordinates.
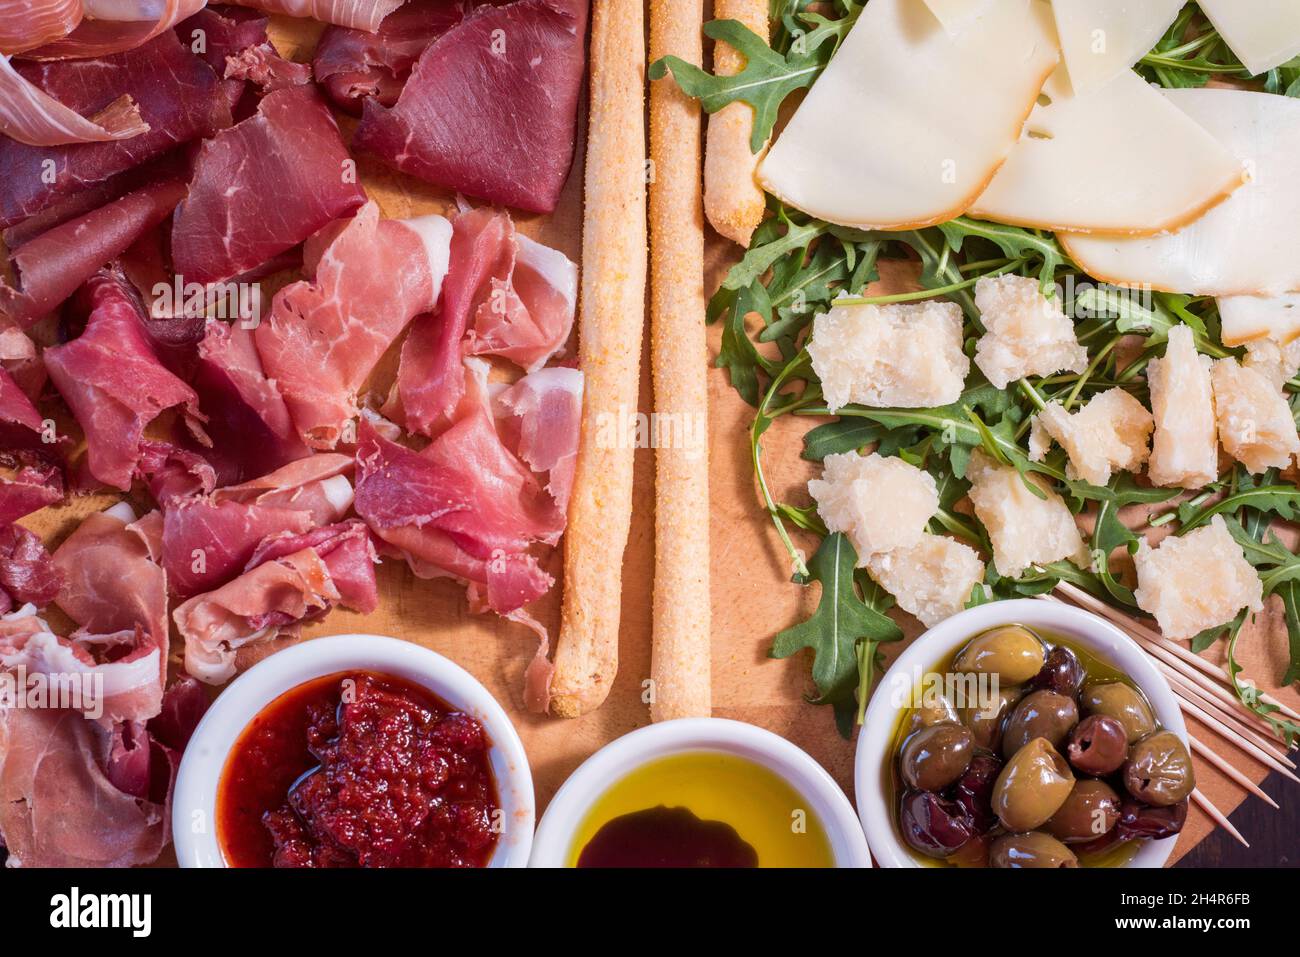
[173,635,534,868]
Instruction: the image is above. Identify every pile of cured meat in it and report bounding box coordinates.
[0,0,588,867]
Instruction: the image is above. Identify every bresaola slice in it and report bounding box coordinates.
[254,201,452,449]
[0,523,62,614]
[0,53,147,146]
[171,84,365,285]
[313,0,469,114]
[0,30,229,228]
[353,0,587,213]
[45,270,204,491]
[0,465,63,524]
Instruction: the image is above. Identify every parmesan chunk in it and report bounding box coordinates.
[809,299,969,412]
[865,535,984,628]
[1134,516,1263,641]
[966,450,1089,579]
[1146,325,1218,488]
[1243,337,1300,391]
[973,275,1087,389]
[1028,389,1153,486]
[1210,357,1300,474]
[808,452,938,562]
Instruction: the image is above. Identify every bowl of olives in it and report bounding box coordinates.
[856,599,1190,868]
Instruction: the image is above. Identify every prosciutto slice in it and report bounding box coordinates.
[212,452,354,526]
[175,547,339,684]
[24,0,208,60]
[0,0,84,55]
[0,53,146,146]
[313,0,468,114]
[254,201,451,448]
[226,0,406,32]
[0,176,186,327]
[246,519,379,613]
[353,0,587,213]
[45,270,203,491]
[0,31,228,228]
[0,366,55,459]
[170,84,365,285]
[135,439,216,505]
[194,321,309,484]
[0,466,63,524]
[395,206,575,435]
[0,525,62,614]
[161,499,313,598]
[494,365,582,512]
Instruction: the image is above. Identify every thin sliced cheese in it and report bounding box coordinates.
[969,67,1242,234]
[1060,90,1300,296]
[1218,294,1300,347]
[1050,0,1183,94]
[757,0,1058,229]
[921,0,996,34]
[1198,0,1300,76]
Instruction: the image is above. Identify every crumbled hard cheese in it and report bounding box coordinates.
[973,275,1087,389]
[1146,325,1218,488]
[1134,515,1263,641]
[808,451,938,561]
[1028,389,1154,486]
[808,299,969,412]
[866,534,984,628]
[966,450,1089,579]
[1243,337,1300,390]
[1210,357,1300,473]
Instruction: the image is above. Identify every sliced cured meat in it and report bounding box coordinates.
[24,0,207,59]
[194,321,309,484]
[0,706,168,867]
[0,31,228,228]
[226,0,406,31]
[223,38,313,93]
[213,452,354,526]
[135,439,217,505]
[0,53,146,146]
[0,176,186,327]
[0,365,55,459]
[175,547,339,684]
[0,0,83,55]
[45,270,203,491]
[161,499,313,598]
[494,365,582,512]
[395,206,575,435]
[246,519,379,613]
[255,201,451,448]
[0,524,62,614]
[353,0,587,213]
[0,465,63,524]
[313,0,469,114]
[0,322,46,398]
[170,84,365,286]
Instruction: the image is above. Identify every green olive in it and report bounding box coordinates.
[1045,779,1121,843]
[906,692,959,735]
[900,722,975,792]
[1001,690,1079,758]
[1081,681,1156,744]
[960,684,1023,752]
[992,737,1076,832]
[954,625,1046,685]
[1124,731,1195,807]
[990,832,1079,868]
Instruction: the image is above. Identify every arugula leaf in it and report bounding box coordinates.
[648,14,850,152]
[801,418,887,461]
[936,217,1069,290]
[770,533,903,730]
[1177,480,1300,532]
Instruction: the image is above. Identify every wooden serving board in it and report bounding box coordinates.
[24,12,1298,867]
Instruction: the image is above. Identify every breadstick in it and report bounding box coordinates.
[704,0,769,246]
[649,0,711,722]
[549,0,648,718]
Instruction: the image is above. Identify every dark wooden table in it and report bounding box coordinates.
[1178,770,1300,867]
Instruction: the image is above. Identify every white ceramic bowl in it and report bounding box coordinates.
[173,634,535,867]
[530,717,871,867]
[855,599,1187,869]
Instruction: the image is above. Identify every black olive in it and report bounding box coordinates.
[1117,797,1189,841]
[1123,731,1195,806]
[900,722,974,792]
[899,789,975,858]
[1030,645,1086,697]
[1002,690,1079,757]
[951,750,1002,833]
[1067,714,1130,775]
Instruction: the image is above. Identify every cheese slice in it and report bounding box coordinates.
[1198,0,1300,76]
[969,67,1242,234]
[921,0,997,34]
[1050,0,1183,94]
[757,0,1058,229]
[1061,90,1300,296]
[1217,294,1300,347]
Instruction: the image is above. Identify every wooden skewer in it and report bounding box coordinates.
[1191,788,1249,848]
[1171,685,1299,782]
[1054,581,1300,724]
[1188,735,1278,808]
[1159,660,1295,767]
[648,0,711,721]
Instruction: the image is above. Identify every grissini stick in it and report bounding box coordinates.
[704,0,769,246]
[648,0,710,722]
[549,0,648,718]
